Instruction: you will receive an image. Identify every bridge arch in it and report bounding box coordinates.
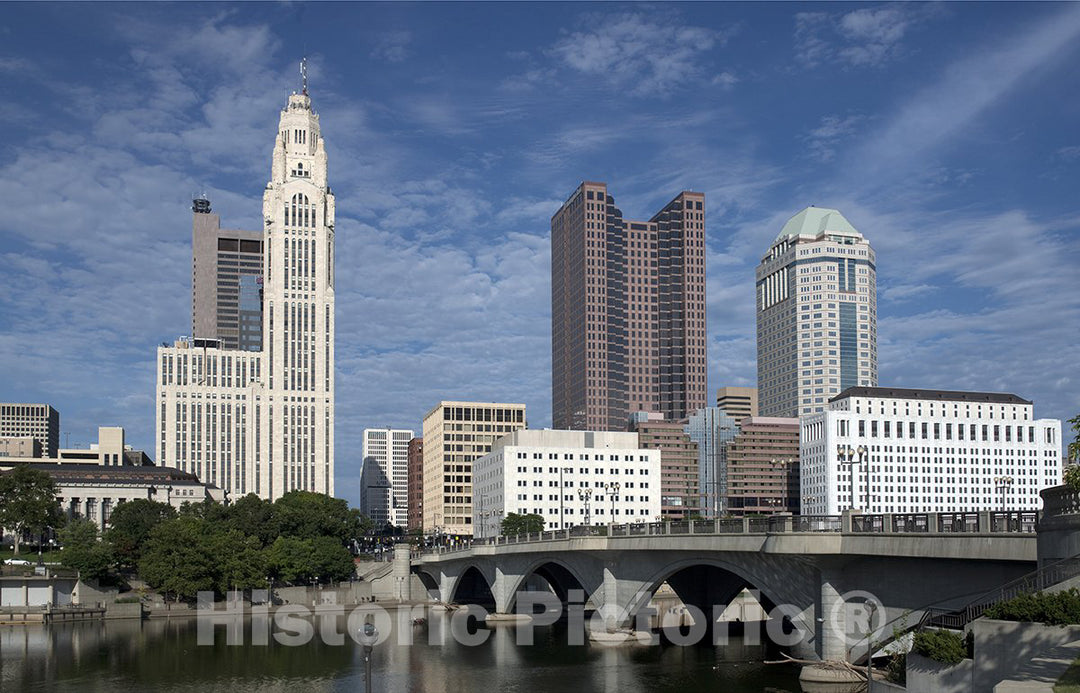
[448,565,496,608]
[502,557,593,613]
[413,568,441,601]
[615,554,817,654]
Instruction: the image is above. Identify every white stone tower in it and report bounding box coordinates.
[155,66,336,501]
[260,81,336,498]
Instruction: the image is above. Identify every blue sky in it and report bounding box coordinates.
[1,3,1078,509]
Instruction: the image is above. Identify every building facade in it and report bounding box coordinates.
[629,413,699,520]
[715,387,758,421]
[685,407,741,517]
[191,197,264,351]
[551,182,707,431]
[471,429,661,536]
[756,207,877,418]
[725,417,800,516]
[407,437,423,531]
[0,403,59,458]
[360,428,413,528]
[800,387,1062,515]
[156,84,335,501]
[0,426,223,530]
[421,401,526,535]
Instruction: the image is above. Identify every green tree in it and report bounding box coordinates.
[138,517,218,601]
[500,513,545,535]
[212,529,268,593]
[105,499,177,569]
[1068,413,1080,465]
[0,466,64,554]
[274,491,371,543]
[58,518,113,581]
[310,536,355,582]
[224,493,279,547]
[266,535,354,584]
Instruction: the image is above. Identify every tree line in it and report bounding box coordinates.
[0,467,374,601]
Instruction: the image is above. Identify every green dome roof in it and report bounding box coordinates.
[775,207,860,243]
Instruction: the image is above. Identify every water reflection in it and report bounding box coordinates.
[1,612,810,693]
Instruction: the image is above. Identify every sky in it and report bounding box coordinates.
[1,2,1078,510]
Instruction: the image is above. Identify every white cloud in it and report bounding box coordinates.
[794,4,932,68]
[712,71,739,89]
[371,31,412,63]
[548,12,727,95]
[1056,145,1080,162]
[804,113,864,162]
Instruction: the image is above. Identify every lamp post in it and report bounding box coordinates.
[604,482,621,525]
[770,458,795,513]
[837,445,869,511]
[994,475,1014,511]
[578,488,593,527]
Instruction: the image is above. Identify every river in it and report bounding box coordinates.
[0,613,820,692]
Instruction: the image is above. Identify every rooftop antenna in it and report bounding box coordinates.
[300,56,308,96]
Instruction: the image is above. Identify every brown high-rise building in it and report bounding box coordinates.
[629,413,699,520]
[191,196,264,351]
[725,416,800,515]
[407,436,423,532]
[716,387,759,422]
[552,182,707,432]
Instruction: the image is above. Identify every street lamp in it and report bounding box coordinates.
[578,487,593,527]
[994,476,1014,511]
[604,482,621,525]
[770,458,795,513]
[837,445,869,511]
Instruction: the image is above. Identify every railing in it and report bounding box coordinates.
[417,510,1038,556]
[922,551,1080,630]
[1041,486,1080,519]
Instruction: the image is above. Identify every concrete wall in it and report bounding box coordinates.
[906,652,972,693]
[973,619,1080,692]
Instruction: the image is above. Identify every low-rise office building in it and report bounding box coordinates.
[725,417,800,515]
[472,429,661,536]
[800,387,1062,515]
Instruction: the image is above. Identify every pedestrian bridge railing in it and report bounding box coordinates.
[419,510,1039,556]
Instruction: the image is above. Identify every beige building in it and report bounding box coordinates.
[156,82,336,501]
[551,182,707,432]
[422,401,526,535]
[715,387,758,421]
[0,437,40,458]
[756,207,877,418]
[0,403,59,458]
[629,412,699,520]
[0,426,223,530]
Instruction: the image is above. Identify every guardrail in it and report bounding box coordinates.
[418,510,1039,556]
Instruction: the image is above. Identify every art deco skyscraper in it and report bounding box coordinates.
[156,77,335,500]
[756,207,877,418]
[551,182,707,431]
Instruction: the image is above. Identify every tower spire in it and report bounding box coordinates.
[300,56,308,96]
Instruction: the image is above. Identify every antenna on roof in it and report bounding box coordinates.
[300,56,308,96]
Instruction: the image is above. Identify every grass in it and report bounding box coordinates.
[1055,657,1080,693]
[0,548,63,563]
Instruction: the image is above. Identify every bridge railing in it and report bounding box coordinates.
[416,510,1039,556]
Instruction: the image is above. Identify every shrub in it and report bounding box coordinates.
[913,628,967,665]
[1064,464,1080,491]
[983,589,1080,626]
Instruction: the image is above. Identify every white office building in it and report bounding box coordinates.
[800,387,1062,515]
[156,79,336,500]
[756,207,877,418]
[472,429,662,537]
[361,428,413,528]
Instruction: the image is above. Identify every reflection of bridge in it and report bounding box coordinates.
[413,512,1038,662]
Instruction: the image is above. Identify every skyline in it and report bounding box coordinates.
[1,3,1078,509]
